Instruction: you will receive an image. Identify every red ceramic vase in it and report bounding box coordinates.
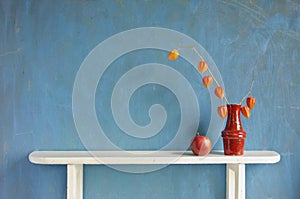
[222,104,246,156]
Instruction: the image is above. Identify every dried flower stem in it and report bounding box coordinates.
[179,46,230,104]
[239,71,254,104]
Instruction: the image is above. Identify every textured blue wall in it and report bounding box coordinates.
[1,0,299,198]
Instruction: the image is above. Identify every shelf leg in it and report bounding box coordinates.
[67,164,83,199]
[226,163,245,199]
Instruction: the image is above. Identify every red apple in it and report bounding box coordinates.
[190,134,212,156]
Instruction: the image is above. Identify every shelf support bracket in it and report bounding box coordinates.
[67,164,83,199]
[226,163,245,199]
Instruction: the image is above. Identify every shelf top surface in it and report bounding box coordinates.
[29,150,280,165]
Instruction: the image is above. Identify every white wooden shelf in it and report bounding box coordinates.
[29,150,280,199]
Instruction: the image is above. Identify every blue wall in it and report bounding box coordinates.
[1,0,299,198]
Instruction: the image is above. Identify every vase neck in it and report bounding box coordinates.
[225,104,243,130]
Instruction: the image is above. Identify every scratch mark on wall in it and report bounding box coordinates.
[16,27,21,33]
[28,80,31,92]
[219,0,300,42]
[0,48,21,57]
[233,0,266,20]
[3,142,8,157]
[290,106,300,110]
[281,152,294,157]
[0,142,9,179]
[275,105,300,110]
[53,72,58,81]
[286,0,300,12]
[14,130,34,137]
[248,0,254,5]
[279,29,300,42]
[115,0,125,8]
[218,0,266,23]
[254,29,275,54]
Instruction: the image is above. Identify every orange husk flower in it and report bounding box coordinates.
[241,106,251,118]
[217,105,228,119]
[168,49,179,60]
[246,97,256,109]
[214,86,224,99]
[202,76,213,88]
[198,61,208,73]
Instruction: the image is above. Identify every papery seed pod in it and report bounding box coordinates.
[217,105,228,119]
[246,97,256,109]
[202,76,213,88]
[214,86,224,99]
[241,106,251,118]
[198,61,208,73]
[168,49,179,60]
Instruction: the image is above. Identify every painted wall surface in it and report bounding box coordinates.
[1,0,299,198]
